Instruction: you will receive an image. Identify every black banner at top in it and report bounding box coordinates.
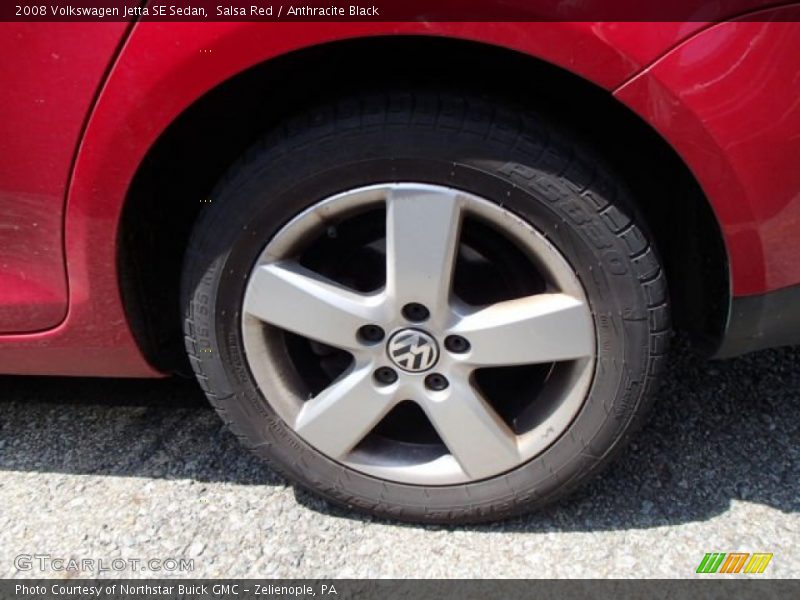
[5,0,800,22]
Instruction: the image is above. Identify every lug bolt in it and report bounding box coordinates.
[358,324,385,344]
[402,302,430,322]
[424,373,449,391]
[444,335,470,353]
[374,367,398,385]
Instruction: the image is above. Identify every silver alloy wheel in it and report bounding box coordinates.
[241,183,596,485]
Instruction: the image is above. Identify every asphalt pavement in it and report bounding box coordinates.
[1,338,797,578]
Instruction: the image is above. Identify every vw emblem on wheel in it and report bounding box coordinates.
[387,329,440,372]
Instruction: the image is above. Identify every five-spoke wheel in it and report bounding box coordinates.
[242,184,595,484]
[183,92,668,522]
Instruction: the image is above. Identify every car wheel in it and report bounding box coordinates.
[181,92,670,523]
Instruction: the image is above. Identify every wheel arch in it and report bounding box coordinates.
[116,35,729,372]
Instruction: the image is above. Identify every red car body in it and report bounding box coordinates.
[2,6,800,377]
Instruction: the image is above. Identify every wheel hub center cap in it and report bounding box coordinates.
[387,328,439,373]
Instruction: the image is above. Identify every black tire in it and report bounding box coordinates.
[181,91,670,524]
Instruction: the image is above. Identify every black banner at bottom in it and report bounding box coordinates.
[4,580,800,600]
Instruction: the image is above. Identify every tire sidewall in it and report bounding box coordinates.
[184,115,658,521]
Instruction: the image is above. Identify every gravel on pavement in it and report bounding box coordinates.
[1,339,798,578]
